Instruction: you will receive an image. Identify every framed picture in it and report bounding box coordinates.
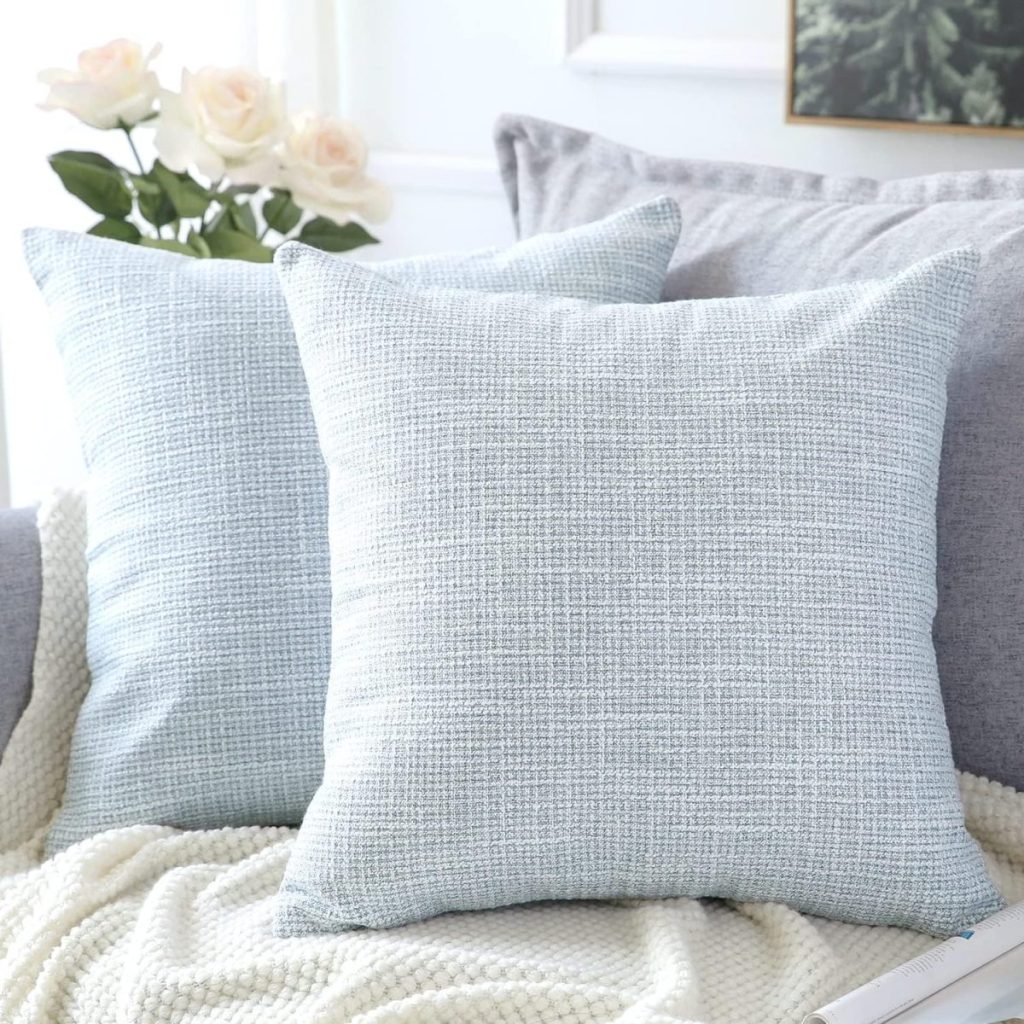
[787,0,1024,136]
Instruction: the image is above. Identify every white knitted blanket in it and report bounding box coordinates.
[0,490,1022,1024]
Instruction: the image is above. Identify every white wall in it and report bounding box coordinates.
[3,0,1023,505]
[340,0,1024,262]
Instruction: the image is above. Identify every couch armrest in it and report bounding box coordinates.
[0,507,41,756]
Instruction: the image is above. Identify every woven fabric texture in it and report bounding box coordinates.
[494,113,1024,793]
[1,488,1022,1024]
[275,244,997,936]
[0,491,87,854]
[22,197,681,853]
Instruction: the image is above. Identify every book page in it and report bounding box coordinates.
[805,902,1024,1024]
[893,944,1024,1024]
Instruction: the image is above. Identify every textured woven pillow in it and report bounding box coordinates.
[274,243,999,936]
[23,197,681,852]
[494,113,1024,793]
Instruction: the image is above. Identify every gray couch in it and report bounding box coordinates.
[0,508,41,755]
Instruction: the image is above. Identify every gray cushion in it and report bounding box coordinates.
[495,113,1024,792]
[273,242,999,937]
[0,507,40,758]
[23,198,682,852]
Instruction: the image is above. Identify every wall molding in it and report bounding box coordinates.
[369,151,503,196]
[564,0,784,80]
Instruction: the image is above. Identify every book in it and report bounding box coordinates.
[804,901,1024,1024]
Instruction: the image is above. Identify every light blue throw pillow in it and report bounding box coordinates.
[24,197,682,852]
[275,244,1001,936]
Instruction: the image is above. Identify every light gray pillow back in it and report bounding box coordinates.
[494,113,1024,792]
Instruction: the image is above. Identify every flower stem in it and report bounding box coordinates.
[199,178,225,233]
[122,127,146,175]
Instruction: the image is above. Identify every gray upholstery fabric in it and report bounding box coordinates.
[494,113,1024,792]
[273,243,1000,937]
[0,507,40,757]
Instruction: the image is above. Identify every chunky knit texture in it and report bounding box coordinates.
[276,246,998,935]
[1,491,1022,1024]
[22,197,682,852]
[0,490,87,851]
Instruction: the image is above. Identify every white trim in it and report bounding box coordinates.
[368,152,503,196]
[254,0,340,111]
[568,33,784,79]
[564,0,784,80]
[565,0,595,54]
[312,0,341,114]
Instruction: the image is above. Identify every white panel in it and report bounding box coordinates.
[336,0,1024,168]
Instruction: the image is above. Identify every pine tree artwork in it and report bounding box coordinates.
[791,0,1024,131]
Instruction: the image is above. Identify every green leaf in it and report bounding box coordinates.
[228,201,258,237]
[48,151,132,218]
[139,237,197,257]
[129,174,162,197]
[150,161,211,219]
[137,184,177,229]
[87,218,141,243]
[298,217,378,253]
[203,223,273,263]
[186,229,211,258]
[262,189,301,235]
[219,183,260,198]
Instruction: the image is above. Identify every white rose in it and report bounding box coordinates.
[155,67,285,184]
[279,113,391,225]
[39,39,160,130]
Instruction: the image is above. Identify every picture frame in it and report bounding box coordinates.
[786,0,1024,137]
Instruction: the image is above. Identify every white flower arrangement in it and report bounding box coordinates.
[39,39,390,261]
